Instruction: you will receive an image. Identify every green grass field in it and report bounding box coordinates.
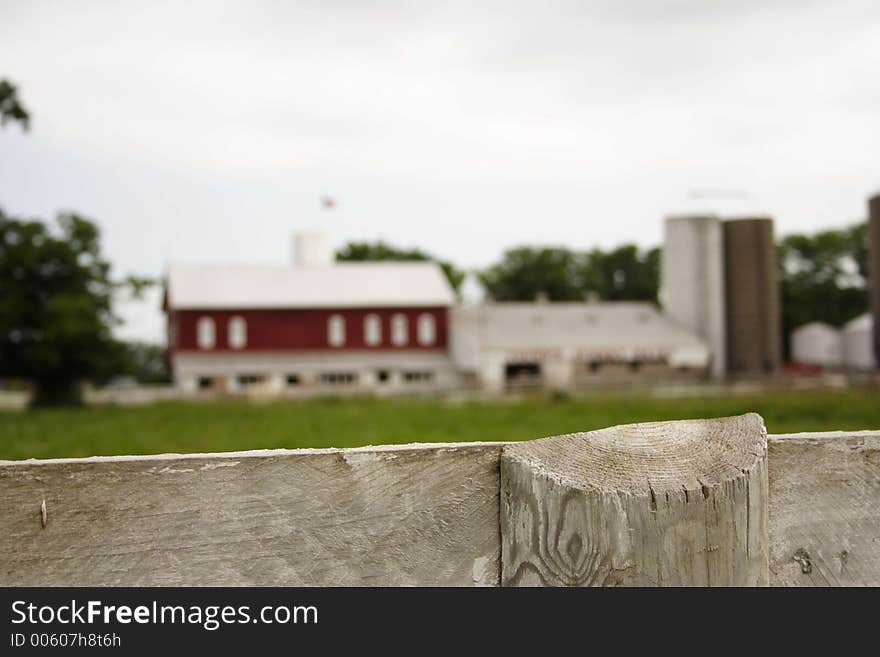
[1,387,878,461]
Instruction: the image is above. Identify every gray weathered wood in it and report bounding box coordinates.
[0,442,503,586]
[501,414,769,586]
[4,421,879,587]
[768,430,880,587]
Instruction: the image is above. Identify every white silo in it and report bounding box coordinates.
[790,322,842,368]
[459,272,486,305]
[291,232,334,267]
[660,215,726,378]
[842,313,876,370]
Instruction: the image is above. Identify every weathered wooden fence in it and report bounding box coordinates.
[1,413,877,586]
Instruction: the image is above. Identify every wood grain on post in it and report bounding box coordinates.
[500,413,769,586]
[0,442,504,586]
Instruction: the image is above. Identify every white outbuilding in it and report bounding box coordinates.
[790,322,842,368]
[450,302,711,391]
[842,313,877,370]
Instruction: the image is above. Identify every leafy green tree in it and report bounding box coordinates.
[582,245,660,302]
[336,241,465,292]
[0,79,30,130]
[844,222,868,281]
[0,210,151,405]
[479,244,660,302]
[478,247,584,301]
[120,342,171,384]
[778,223,868,358]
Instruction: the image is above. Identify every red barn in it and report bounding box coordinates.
[164,237,459,394]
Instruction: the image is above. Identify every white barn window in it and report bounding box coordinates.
[328,314,346,347]
[228,316,247,349]
[391,314,408,346]
[197,316,215,350]
[364,314,381,346]
[417,313,436,346]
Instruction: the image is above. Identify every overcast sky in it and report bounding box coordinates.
[2,0,879,343]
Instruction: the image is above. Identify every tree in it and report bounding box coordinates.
[478,247,584,301]
[479,244,660,302]
[0,210,150,405]
[0,79,30,131]
[778,223,868,358]
[120,342,171,384]
[336,241,465,292]
[582,245,660,302]
[844,222,868,281]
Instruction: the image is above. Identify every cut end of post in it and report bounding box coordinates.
[503,412,767,495]
[501,413,769,587]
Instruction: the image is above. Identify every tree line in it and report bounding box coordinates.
[778,224,868,355]
[338,242,661,303]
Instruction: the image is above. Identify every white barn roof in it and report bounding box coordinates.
[450,302,711,370]
[165,262,456,310]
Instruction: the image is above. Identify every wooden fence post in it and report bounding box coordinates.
[500,413,769,586]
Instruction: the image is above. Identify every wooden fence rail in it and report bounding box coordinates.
[1,413,878,586]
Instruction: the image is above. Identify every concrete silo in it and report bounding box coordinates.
[661,215,726,378]
[723,217,783,375]
[869,194,880,367]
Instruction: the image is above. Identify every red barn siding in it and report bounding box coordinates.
[170,307,449,353]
